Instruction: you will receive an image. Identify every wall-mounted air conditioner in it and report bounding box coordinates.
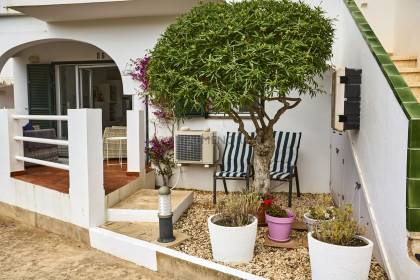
[174,129,216,165]
[332,67,362,131]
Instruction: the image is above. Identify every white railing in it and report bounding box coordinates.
[12,114,69,121]
[15,156,69,170]
[14,136,69,146]
[12,114,69,170]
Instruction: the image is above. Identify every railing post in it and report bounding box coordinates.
[0,109,24,179]
[68,109,105,228]
[0,109,24,205]
[127,110,146,175]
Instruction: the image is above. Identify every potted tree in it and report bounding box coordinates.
[266,204,295,242]
[303,204,334,232]
[146,0,334,195]
[208,192,260,263]
[308,205,373,280]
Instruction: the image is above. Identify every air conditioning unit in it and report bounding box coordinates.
[174,129,216,165]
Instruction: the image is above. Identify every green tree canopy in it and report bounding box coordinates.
[148,0,334,129]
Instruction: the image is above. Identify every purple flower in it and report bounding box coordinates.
[130,55,150,91]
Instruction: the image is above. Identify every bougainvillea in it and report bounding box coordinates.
[147,136,175,186]
[130,55,150,91]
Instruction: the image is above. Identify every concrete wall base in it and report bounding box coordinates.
[0,201,90,244]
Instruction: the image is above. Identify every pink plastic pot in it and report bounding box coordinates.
[265,210,295,242]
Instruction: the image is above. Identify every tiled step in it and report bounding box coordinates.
[408,233,420,265]
[407,82,420,102]
[106,188,193,223]
[399,68,420,82]
[391,55,417,68]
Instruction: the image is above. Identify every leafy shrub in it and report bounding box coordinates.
[312,205,366,246]
[308,205,334,220]
[266,204,288,218]
[214,191,260,227]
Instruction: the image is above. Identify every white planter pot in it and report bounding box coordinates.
[308,232,373,280]
[303,212,332,232]
[208,214,257,263]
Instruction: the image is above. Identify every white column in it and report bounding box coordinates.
[68,109,105,228]
[127,109,146,174]
[12,57,29,114]
[0,109,24,204]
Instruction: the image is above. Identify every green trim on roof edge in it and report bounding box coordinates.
[343,0,420,232]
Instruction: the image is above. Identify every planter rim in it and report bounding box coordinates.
[308,232,373,249]
[303,212,333,222]
[208,214,257,229]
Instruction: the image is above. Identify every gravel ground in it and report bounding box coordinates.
[0,215,168,280]
[173,190,388,280]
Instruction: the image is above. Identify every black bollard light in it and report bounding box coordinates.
[158,186,175,243]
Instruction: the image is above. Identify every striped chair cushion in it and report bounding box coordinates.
[216,132,253,178]
[270,131,302,180]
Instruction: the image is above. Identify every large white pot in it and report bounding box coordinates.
[308,232,373,280]
[208,214,257,263]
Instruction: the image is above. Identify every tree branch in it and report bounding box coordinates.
[267,97,301,128]
[228,109,255,145]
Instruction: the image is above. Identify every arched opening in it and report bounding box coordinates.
[1,39,141,195]
[1,39,131,135]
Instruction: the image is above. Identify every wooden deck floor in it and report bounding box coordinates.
[11,160,139,195]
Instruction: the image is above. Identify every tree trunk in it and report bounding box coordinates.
[253,129,275,194]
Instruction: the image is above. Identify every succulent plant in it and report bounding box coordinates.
[266,204,288,218]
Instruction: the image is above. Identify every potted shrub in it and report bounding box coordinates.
[304,205,334,232]
[308,205,373,280]
[265,205,295,242]
[208,191,260,263]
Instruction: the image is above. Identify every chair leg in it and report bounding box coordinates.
[295,166,301,197]
[288,177,293,208]
[213,176,217,204]
[223,178,228,194]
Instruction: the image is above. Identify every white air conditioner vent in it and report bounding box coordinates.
[174,130,216,165]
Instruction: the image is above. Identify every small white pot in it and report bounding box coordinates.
[308,232,373,280]
[208,214,257,263]
[303,212,332,232]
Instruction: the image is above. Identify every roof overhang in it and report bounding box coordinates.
[3,0,218,22]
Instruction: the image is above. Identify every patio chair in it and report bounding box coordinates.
[270,131,302,207]
[213,131,254,204]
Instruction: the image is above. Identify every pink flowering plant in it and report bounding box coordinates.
[147,135,175,186]
[130,54,177,186]
[130,55,151,91]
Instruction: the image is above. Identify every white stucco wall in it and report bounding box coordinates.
[332,2,420,279]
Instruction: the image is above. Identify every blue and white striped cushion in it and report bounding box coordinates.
[270,131,302,179]
[217,132,253,178]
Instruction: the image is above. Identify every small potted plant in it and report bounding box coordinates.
[308,205,373,280]
[265,204,295,242]
[304,205,334,232]
[208,191,260,263]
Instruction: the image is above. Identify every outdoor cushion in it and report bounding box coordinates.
[270,171,291,180]
[215,171,247,178]
[218,131,253,177]
[270,131,302,179]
